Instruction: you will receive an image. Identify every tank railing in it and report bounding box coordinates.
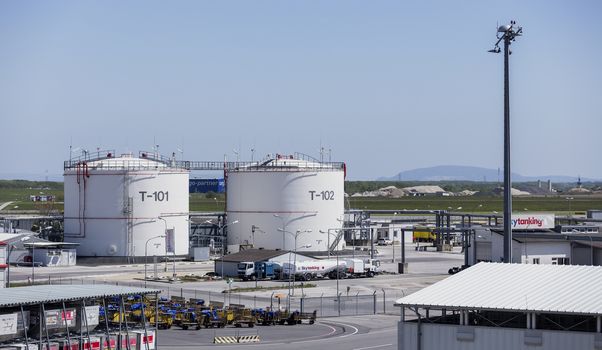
[65,157,345,171]
[66,149,116,164]
[176,160,345,171]
[138,150,176,165]
[293,152,322,163]
[64,159,188,171]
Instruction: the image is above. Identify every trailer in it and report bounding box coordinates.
[282,259,345,281]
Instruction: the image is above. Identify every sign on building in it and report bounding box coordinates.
[511,213,555,230]
[165,228,175,253]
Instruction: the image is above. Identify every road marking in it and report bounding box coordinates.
[353,344,393,350]
[323,320,359,338]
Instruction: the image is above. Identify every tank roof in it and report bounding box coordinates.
[64,150,187,171]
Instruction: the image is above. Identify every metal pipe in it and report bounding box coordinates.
[20,305,29,349]
[472,230,477,265]
[62,302,72,349]
[83,299,92,350]
[121,296,131,350]
[41,303,50,350]
[140,296,150,350]
[401,228,406,269]
[102,298,111,350]
[155,292,159,350]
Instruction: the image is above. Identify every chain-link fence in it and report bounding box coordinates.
[47,277,402,317]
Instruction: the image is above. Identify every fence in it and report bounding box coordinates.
[47,276,403,318]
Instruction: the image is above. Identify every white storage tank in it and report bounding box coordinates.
[63,151,189,259]
[226,154,345,252]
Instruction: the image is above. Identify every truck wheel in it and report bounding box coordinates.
[303,273,312,281]
[251,275,256,281]
[367,271,375,278]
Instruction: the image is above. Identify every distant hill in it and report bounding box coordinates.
[378,165,600,182]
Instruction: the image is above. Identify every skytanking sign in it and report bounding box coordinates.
[511,213,555,230]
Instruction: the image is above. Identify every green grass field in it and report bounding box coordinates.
[1,181,600,214]
[347,196,602,214]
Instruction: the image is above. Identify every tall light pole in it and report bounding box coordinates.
[219,220,239,278]
[144,235,164,288]
[489,20,523,263]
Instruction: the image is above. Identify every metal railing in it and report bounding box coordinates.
[65,157,344,172]
[46,277,402,317]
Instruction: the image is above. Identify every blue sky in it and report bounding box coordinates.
[1,1,601,180]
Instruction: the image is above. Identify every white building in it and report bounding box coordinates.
[467,228,602,266]
[396,263,602,350]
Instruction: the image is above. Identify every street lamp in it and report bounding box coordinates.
[273,214,287,249]
[7,236,30,288]
[6,244,17,288]
[145,235,165,288]
[320,229,342,316]
[157,217,174,277]
[251,225,265,247]
[219,220,239,278]
[392,212,398,263]
[277,228,311,301]
[489,20,523,263]
[566,197,574,217]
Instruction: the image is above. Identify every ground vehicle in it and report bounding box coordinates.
[377,238,392,246]
[344,258,380,278]
[282,259,345,281]
[413,226,436,242]
[237,261,279,281]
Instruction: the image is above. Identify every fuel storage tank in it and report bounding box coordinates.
[226,154,345,252]
[63,151,189,259]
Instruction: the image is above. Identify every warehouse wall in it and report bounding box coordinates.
[400,322,600,350]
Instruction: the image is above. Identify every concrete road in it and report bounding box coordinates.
[158,314,399,350]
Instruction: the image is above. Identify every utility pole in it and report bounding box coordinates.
[489,21,523,263]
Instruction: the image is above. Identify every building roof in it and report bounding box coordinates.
[219,248,312,263]
[488,229,602,243]
[395,262,602,316]
[0,285,161,308]
[0,233,78,249]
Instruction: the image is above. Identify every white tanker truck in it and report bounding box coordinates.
[282,258,380,281]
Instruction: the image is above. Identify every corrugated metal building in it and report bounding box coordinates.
[396,263,602,350]
[467,228,602,265]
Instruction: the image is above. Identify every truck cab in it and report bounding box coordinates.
[237,262,255,281]
[365,258,380,277]
[237,261,279,281]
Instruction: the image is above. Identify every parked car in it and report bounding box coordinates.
[377,238,392,246]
